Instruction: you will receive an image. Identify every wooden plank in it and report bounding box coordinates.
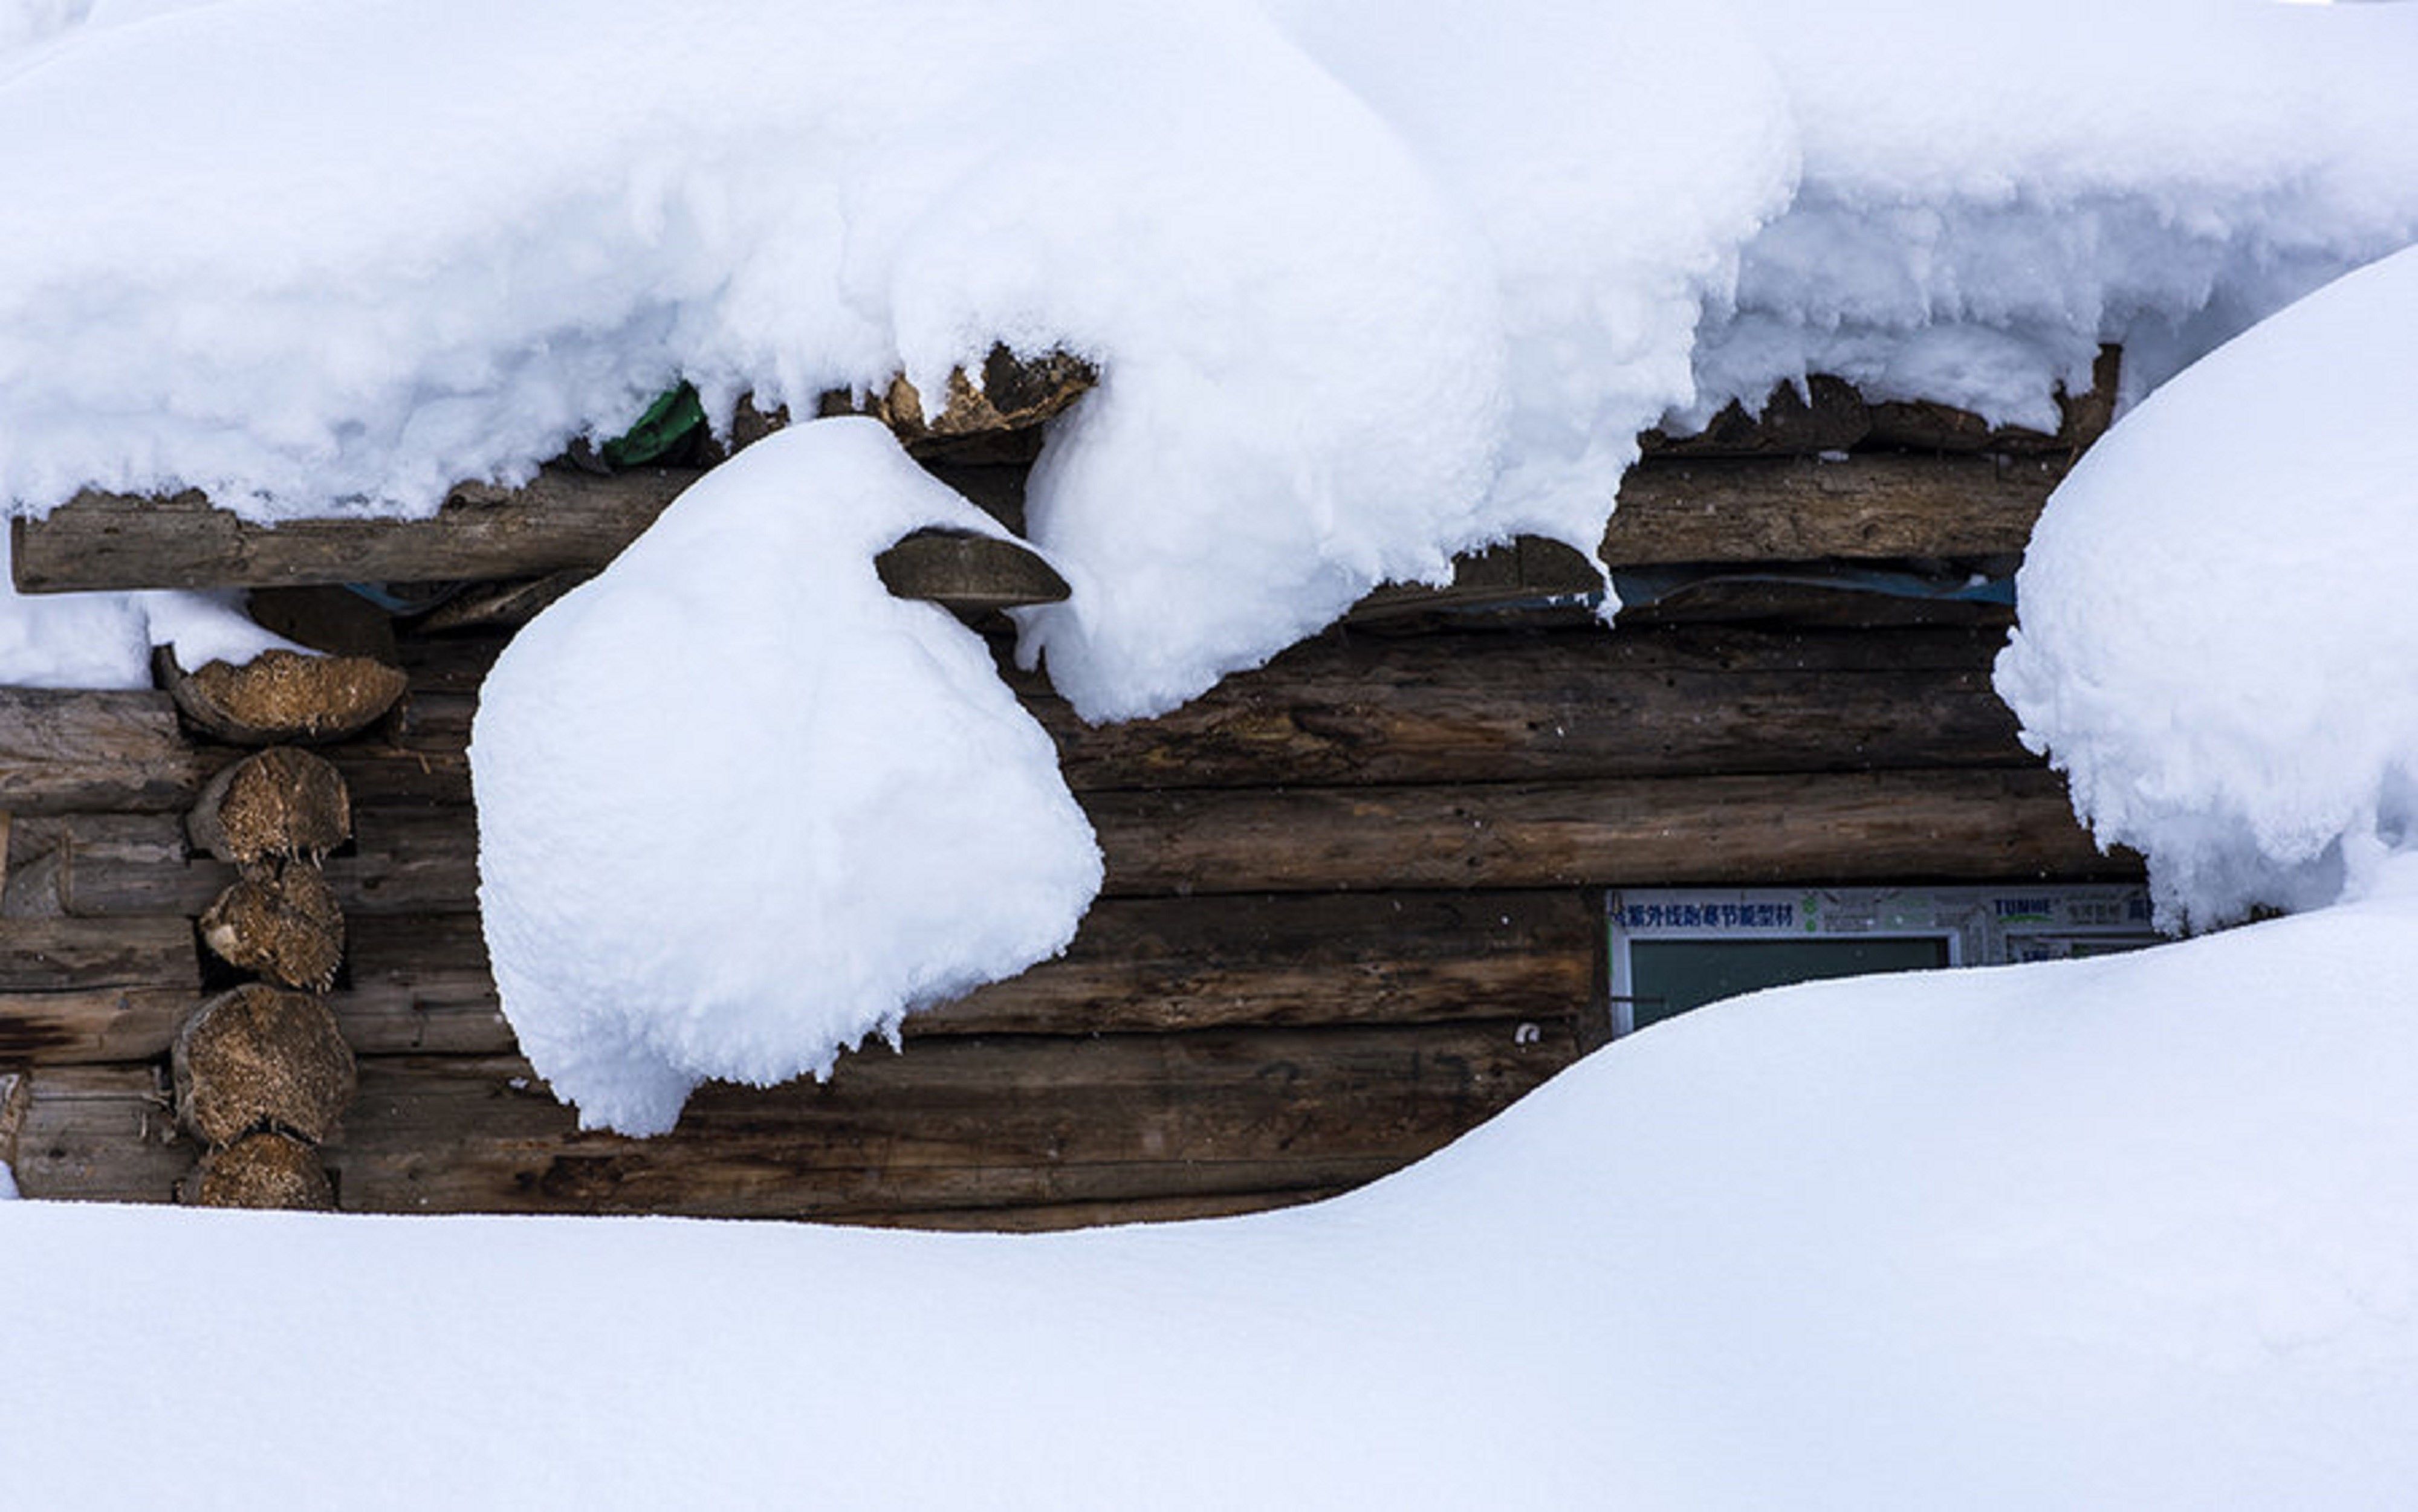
[7,1063,195,1203]
[331,891,1597,1056]
[0,986,192,1064]
[1087,768,2131,896]
[0,687,209,815]
[13,452,2060,596]
[321,1019,1577,1218]
[0,915,197,991]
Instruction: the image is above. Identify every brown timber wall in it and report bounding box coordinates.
[0,359,2138,1227]
[0,610,2134,1226]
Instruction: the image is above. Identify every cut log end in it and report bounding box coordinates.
[168,648,408,746]
[173,984,357,1147]
[188,746,353,865]
[189,1129,337,1211]
[200,864,346,991]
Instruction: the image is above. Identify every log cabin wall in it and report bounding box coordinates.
[0,358,2138,1228]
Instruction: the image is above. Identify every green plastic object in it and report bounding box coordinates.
[599,382,709,468]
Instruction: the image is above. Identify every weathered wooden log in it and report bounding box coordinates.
[15,451,2064,596]
[322,1018,1574,1218]
[51,764,2121,919]
[8,812,188,918]
[48,808,478,919]
[308,623,2035,796]
[1022,624,2029,790]
[0,986,195,1064]
[172,984,357,1147]
[0,915,198,993]
[165,648,409,746]
[199,862,346,990]
[5,1063,194,1203]
[1602,453,2059,565]
[1641,375,1872,457]
[325,891,1595,1056]
[1085,767,2131,896]
[189,1129,336,1210]
[0,687,209,815]
[186,746,351,865]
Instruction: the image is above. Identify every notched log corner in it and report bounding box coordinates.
[200,863,346,992]
[172,983,357,1148]
[187,1128,337,1210]
[188,746,352,865]
[163,647,408,745]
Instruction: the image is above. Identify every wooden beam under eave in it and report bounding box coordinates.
[10,450,2064,599]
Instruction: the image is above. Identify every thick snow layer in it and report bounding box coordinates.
[1691,0,2418,428]
[11,867,2418,1508]
[470,421,1101,1134]
[2,2,2414,715]
[1997,244,2418,929]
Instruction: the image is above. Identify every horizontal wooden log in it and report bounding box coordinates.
[1602,453,2059,566]
[53,806,479,919]
[0,688,208,814]
[14,471,1070,609]
[321,1019,1575,1218]
[1022,624,2029,789]
[0,986,193,1064]
[1087,768,2130,896]
[0,915,196,992]
[44,766,2123,916]
[14,451,2061,598]
[7,1063,195,1204]
[314,624,2035,796]
[328,891,1596,1056]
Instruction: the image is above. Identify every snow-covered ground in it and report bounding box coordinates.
[9,862,2418,1509]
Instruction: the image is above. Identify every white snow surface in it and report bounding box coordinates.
[1997,244,2418,929]
[1,1,2414,714]
[470,421,1101,1134]
[11,867,2418,1508]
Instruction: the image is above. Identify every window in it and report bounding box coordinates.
[1606,885,2160,1036]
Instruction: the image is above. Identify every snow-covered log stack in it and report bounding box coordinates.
[0,358,2139,1226]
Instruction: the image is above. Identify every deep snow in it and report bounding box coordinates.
[8,861,2418,1508]
[1998,242,2418,929]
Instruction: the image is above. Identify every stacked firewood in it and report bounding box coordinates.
[167,647,403,1209]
